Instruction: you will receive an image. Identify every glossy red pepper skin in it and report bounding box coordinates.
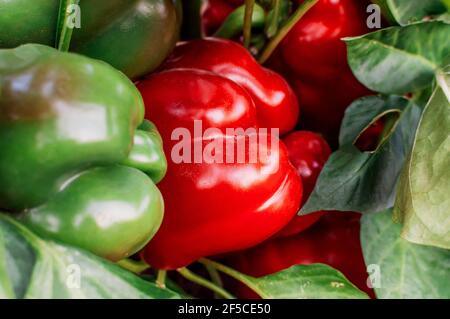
[138,69,302,269]
[138,69,257,138]
[226,212,375,298]
[161,38,299,136]
[276,131,331,237]
[275,0,373,145]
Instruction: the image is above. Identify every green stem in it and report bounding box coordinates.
[258,0,318,64]
[205,264,223,287]
[156,270,167,288]
[198,258,266,298]
[204,263,224,298]
[243,0,256,48]
[199,258,248,283]
[214,4,265,40]
[266,0,281,37]
[56,0,79,52]
[116,259,150,274]
[177,267,235,299]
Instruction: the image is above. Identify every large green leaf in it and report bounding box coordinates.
[361,210,450,299]
[0,214,182,299]
[345,21,450,94]
[301,96,421,214]
[394,72,450,249]
[201,259,368,299]
[242,264,368,299]
[372,0,448,25]
[205,259,368,299]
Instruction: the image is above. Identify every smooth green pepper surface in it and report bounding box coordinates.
[0,44,167,260]
[21,166,164,261]
[0,0,182,79]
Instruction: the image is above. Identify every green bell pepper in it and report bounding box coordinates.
[0,0,182,79]
[0,44,167,261]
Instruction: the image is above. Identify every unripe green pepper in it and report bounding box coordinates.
[21,166,164,261]
[0,0,182,79]
[123,120,168,184]
[0,44,167,261]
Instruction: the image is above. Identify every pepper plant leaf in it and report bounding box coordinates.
[371,0,448,26]
[393,71,450,249]
[243,264,368,299]
[205,260,368,299]
[0,214,182,299]
[345,21,450,94]
[361,209,450,299]
[301,95,421,214]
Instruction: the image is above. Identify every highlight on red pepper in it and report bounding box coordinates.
[161,38,299,135]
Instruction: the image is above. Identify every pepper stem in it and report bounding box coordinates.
[199,258,266,298]
[116,259,150,274]
[258,0,318,64]
[156,270,167,288]
[204,263,224,298]
[266,0,281,38]
[177,267,235,299]
[243,0,256,48]
[56,0,80,52]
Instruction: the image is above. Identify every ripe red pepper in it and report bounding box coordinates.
[138,69,302,269]
[161,38,299,136]
[273,0,373,145]
[276,131,331,237]
[226,212,375,298]
[201,0,373,145]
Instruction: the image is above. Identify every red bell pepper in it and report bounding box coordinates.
[161,38,299,136]
[226,211,375,298]
[138,69,302,269]
[201,0,373,145]
[276,131,331,237]
[273,0,373,145]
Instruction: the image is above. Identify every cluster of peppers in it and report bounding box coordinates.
[0,0,379,297]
